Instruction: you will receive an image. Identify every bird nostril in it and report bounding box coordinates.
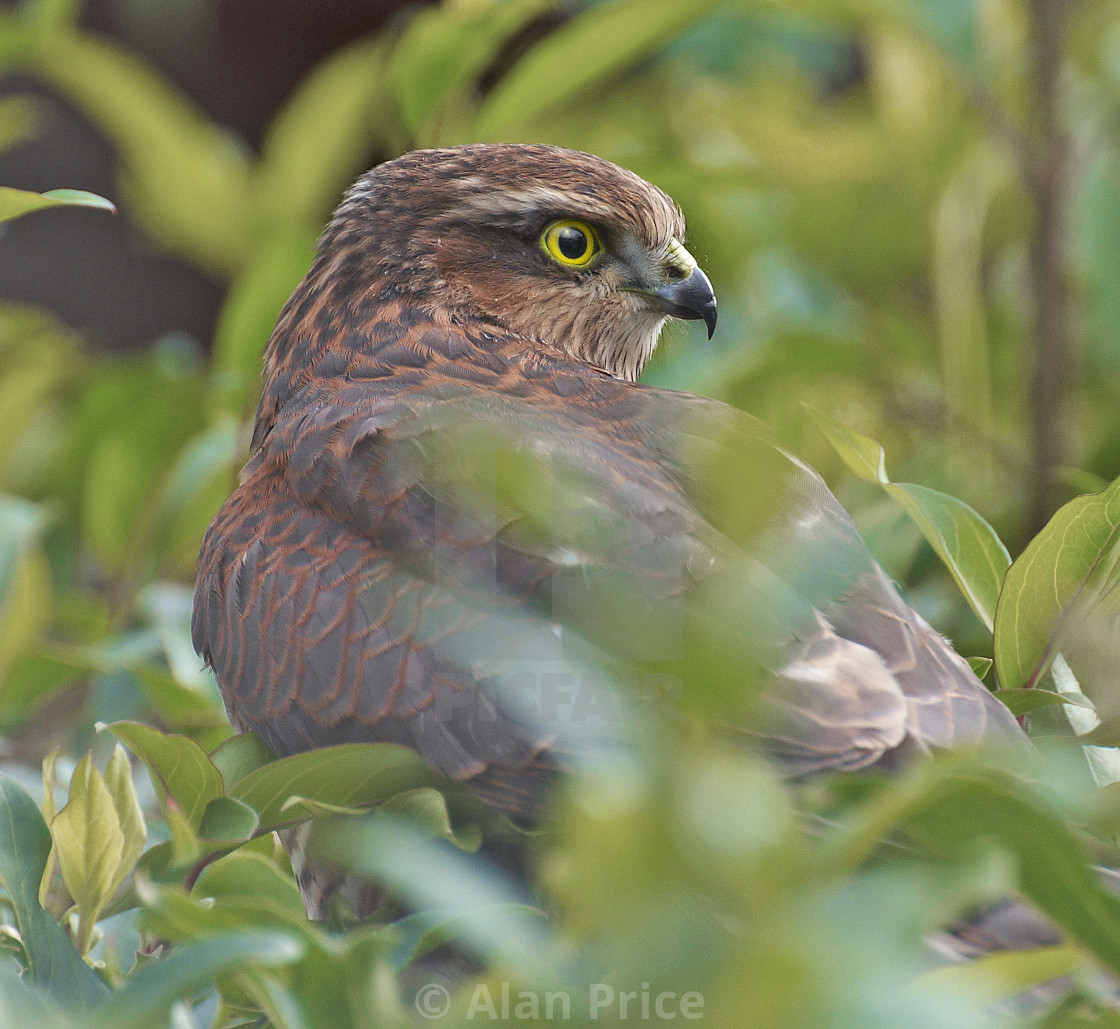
[664,264,687,282]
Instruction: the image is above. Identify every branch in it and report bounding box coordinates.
[1027,0,1073,531]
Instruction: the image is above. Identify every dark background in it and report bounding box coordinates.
[0,0,427,350]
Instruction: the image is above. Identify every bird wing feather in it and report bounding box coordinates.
[193,316,1021,816]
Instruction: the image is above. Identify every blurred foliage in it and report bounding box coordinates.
[3,0,1120,1025]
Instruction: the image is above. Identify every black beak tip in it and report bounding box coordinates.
[702,301,717,340]
[653,265,718,340]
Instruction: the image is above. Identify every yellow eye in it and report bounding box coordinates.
[541,219,600,268]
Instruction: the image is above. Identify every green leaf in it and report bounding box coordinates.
[40,189,115,210]
[386,0,549,140]
[994,474,1120,690]
[0,495,52,686]
[0,961,77,1029]
[0,774,107,1009]
[1074,147,1120,376]
[966,656,992,678]
[471,0,719,138]
[379,788,481,852]
[66,360,209,578]
[133,872,313,1021]
[311,812,548,971]
[89,931,303,1029]
[80,434,149,573]
[162,804,202,867]
[138,865,299,942]
[1,651,84,728]
[49,753,126,954]
[277,797,372,820]
[0,310,77,478]
[129,663,226,736]
[256,35,393,229]
[1048,655,1120,787]
[834,765,1120,977]
[388,904,544,972]
[132,841,176,885]
[931,144,1006,435]
[209,732,276,789]
[0,186,114,224]
[191,849,304,920]
[993,687,1092,717]
[108,721,224,830]
[137,583,219,694]
[811,410,1010,630]
[227,742,435,831]
[32,35,252,274]
[0,97,37,156]
[884,482,1010,631]
[145,420,245,578]
[806,407,887,483]
[21,0,81,34]
[0,495,48,601]
[38,749,59,908]
[198,796,259,844]
[918,945,1083,1005]
[210,234,315,390]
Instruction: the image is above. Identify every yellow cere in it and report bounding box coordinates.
[665,237,697,277]
[542,219,600,267]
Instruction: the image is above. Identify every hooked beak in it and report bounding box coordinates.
[650,264,718,339]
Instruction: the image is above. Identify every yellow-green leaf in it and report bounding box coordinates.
[918,945,1082,1005]
[994,474,1120,690]
[37,749,59,909]
[102,744,146,898]
[256,35,393,227]
[386,0,548,138]
[211,234,316,387]
[191,849,304,921]
[49,754,124,955]
[33,34,252,274]
[0,774,108,1007]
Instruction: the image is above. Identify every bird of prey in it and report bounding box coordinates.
[192,144,1022,902]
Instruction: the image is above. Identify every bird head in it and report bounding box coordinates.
[320,143,717,381]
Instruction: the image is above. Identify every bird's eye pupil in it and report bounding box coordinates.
[557,227,588,261]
